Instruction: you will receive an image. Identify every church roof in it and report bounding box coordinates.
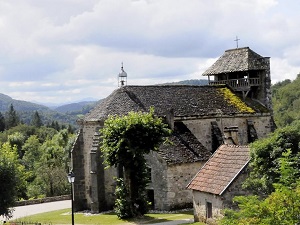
[202,47,269,76]
[158,122,211,164]
[83,85,259,122]
[187,144,250,195]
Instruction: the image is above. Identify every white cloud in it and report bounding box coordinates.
[0,0,299,104]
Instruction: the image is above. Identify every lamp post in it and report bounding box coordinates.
[67,171,75,225]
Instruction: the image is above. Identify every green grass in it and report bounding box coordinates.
[11,208,194,225]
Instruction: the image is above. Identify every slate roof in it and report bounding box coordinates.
[83,85,257,122]
[158,122,211,165]
[202,47,269,76]
[187,144,250,195]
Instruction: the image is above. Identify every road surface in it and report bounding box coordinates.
[0,200,71,222]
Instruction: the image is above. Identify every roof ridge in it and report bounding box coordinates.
[225,47,250,52]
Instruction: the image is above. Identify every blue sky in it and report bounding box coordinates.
[0,0,299,105]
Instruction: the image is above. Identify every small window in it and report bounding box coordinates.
[206,201,212,218]
[146,166,152,182]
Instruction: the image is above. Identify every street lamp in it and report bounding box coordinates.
[67,171,75,225]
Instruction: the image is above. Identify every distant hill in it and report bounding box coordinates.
[0,93,78,126]
[0,93,49,112]
[54,101,97,114]
[162,79,209,86]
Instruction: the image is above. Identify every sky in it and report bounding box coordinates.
[0,0,300,105]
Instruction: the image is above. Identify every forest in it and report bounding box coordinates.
[0,104,76,217]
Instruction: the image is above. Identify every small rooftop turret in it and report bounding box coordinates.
[118,62,127,87]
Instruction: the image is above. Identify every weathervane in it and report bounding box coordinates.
[234,36,240,48]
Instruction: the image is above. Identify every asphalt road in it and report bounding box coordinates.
[0,200,71,222]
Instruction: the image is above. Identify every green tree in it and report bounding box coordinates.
[22,135,42,189]
[22,135,41,171]
[0,112,5,132]
[7,132,26,159]
[272,74,300,127]
[31,129,73,198]
[0,142,27,216]
[0,150,19,218]
[5,104,20,129]
[0,123,74,199]
[31,111,43,127]
[220,150,300,225]
[243,124,300,195]
[101,108,171,218]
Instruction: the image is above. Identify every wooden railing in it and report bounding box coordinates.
[209,78,260,89]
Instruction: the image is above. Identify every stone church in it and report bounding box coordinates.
[71,47,274,213]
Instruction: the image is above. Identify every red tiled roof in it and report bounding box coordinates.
[187,144,250,195]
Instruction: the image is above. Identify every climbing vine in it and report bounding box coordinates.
[101,107,171,218]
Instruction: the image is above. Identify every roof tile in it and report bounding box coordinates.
[187,144,250,195]
[83,85,257,122]
[203,47,269,75]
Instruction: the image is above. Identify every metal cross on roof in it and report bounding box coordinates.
[234,36,240,48]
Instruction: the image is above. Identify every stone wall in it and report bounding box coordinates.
[259,57,272,110]
[146,151,204,211]
[183,113,273,152]
[145,151,168,210]
[74,120,119,212]
[15,195,70,206]
[166,162,204,210]
[73,121,103,211]
[192,167,250,223]
[72,129,86,211]
[192,191,223,223]
[222,167,251,209]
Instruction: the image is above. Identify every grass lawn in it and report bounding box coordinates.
[11,208,196,225]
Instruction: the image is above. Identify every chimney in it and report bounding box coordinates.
[223,126,239,145]
[165,108,174,130]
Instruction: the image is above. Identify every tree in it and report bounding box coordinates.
[31,129,74,198]
[101,108,171,218]
[272,74,300,127]
[243,124,300,195]
[0,143,25,218]
[220,150,300,225]
[0,155,19,218]
[0,112,5,131]
[7,132,26,159]
[31,111,43,127]
[5,104,20,129]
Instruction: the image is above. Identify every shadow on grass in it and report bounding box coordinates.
[125,215,170,224]
[174,210,193,215]
[104,210,193,224]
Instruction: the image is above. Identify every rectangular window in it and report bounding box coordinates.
[206,201,212,218]
[146,166,152,182]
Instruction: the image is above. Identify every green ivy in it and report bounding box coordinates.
[101,107,171,218]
